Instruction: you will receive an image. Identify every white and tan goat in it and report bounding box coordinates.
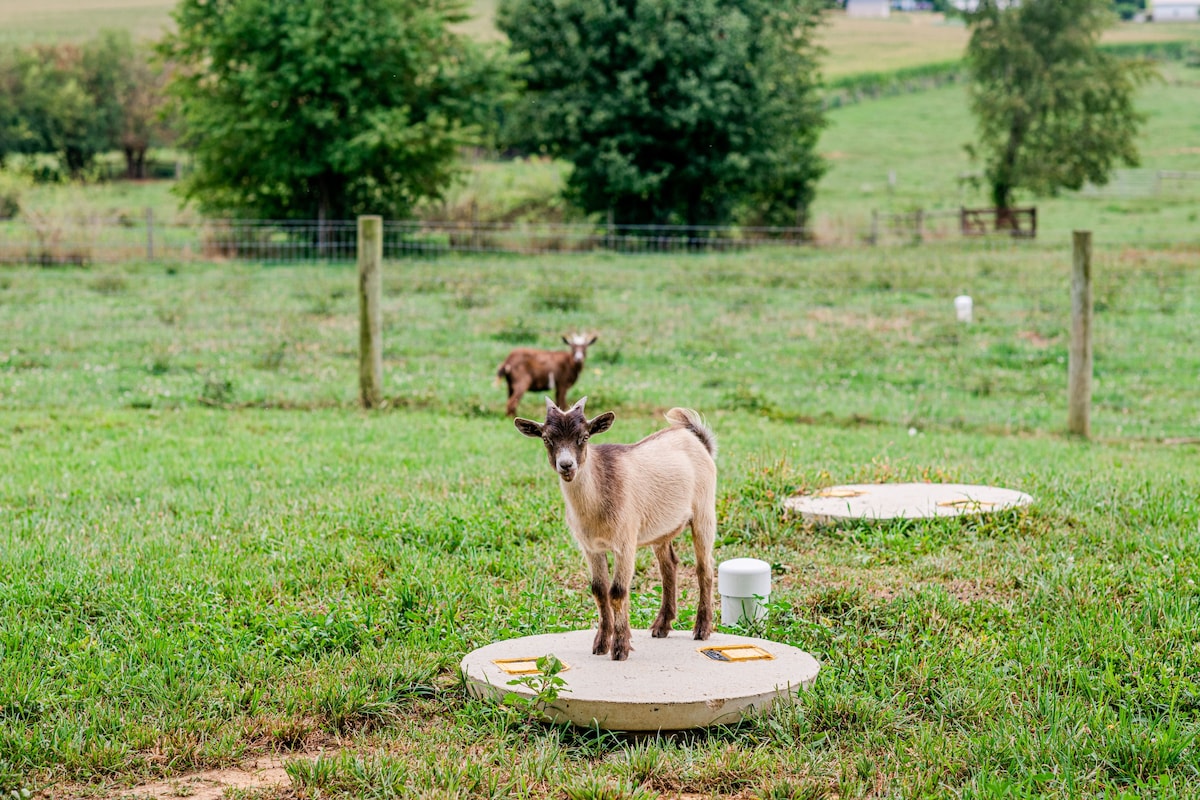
[496,334,597,417]
[515,397,717,661]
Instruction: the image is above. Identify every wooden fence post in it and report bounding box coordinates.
[145,207,154,260]
[1068,230,1093,437]
[358,215,383,409]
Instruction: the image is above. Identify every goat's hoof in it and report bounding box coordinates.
[592,633,610,655]
[649,622,672,638]
[611,645,630,661]
[692,624,713,641]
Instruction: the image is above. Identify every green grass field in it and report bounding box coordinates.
[3,237,1199,798]
[3,4,1200,798]
[819,12,1200,78]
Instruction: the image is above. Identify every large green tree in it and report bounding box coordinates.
[0,44,111,176]
[964,0,1156,211]
[161,0,511,221]
[497,0,826,228]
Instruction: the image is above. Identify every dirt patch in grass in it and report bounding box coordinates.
[1016,330,1055,348]
[805,307,917,338]
[44,753,315,800]
[116,757,293,800]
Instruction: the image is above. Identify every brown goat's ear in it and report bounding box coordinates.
[561,335,571,346]
[514,417,543,438]
[588,411,615,437]
[586,334,598,346]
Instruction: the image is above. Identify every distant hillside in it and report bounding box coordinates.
[0,0,175,44]
[2,1,1195,78]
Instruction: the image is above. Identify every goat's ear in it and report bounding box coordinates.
[588,411,615,437]
[586,334,598,346]
[561,335,571,346]
[514,417,543,438]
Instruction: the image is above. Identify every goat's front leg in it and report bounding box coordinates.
[609,543,638,660]
[586,551,614,655]
[650,540,679,638]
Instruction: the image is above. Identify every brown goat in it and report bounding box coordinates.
[496,333,597,417]
[515,397,717,661]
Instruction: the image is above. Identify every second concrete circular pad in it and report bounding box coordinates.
[784,482,1033,524]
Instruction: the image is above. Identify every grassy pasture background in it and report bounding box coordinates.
[3,238,1200,798]
[3,3,1200,799]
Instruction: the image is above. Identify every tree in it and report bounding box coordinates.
[0,44,110,177]
[964,0,1156,212]
[0,48,30,166]
[160,0,512,221]
[497,0,826,228]
[81,30,173,179]
[0,35,170,179]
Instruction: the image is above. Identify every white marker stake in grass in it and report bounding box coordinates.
[955,294,973,323]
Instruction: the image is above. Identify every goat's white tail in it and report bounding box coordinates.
[665,407,717,459]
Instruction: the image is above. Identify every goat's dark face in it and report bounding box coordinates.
[515,396,614,482]
[563,333,598,365]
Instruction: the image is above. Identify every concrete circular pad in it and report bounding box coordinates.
[461,629,820,731]
[784,482,1033,525]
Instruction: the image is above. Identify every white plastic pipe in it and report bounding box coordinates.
[955,294,973,323]
[718,558,771,627]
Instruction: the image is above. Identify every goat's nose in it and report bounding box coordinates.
[557,455,576,471]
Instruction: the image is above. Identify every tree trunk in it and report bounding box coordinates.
[991,117,1024,219]
[65,147,88,178]
[123,146,148,179]
[318,194,329,257]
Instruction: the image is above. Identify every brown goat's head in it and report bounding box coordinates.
[563,333,598,365]
[515,396,614,482]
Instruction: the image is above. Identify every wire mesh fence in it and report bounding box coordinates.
[1077,169,1200,199]
[0,206,1195,266]
[0,212,1056,266]
[0,216,363,266]
[0,216,821,265]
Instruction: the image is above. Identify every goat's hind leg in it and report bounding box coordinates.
[505,376,530,417]
[649,539,679,638]
[690,504,717,641]
[586,551,614,655]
